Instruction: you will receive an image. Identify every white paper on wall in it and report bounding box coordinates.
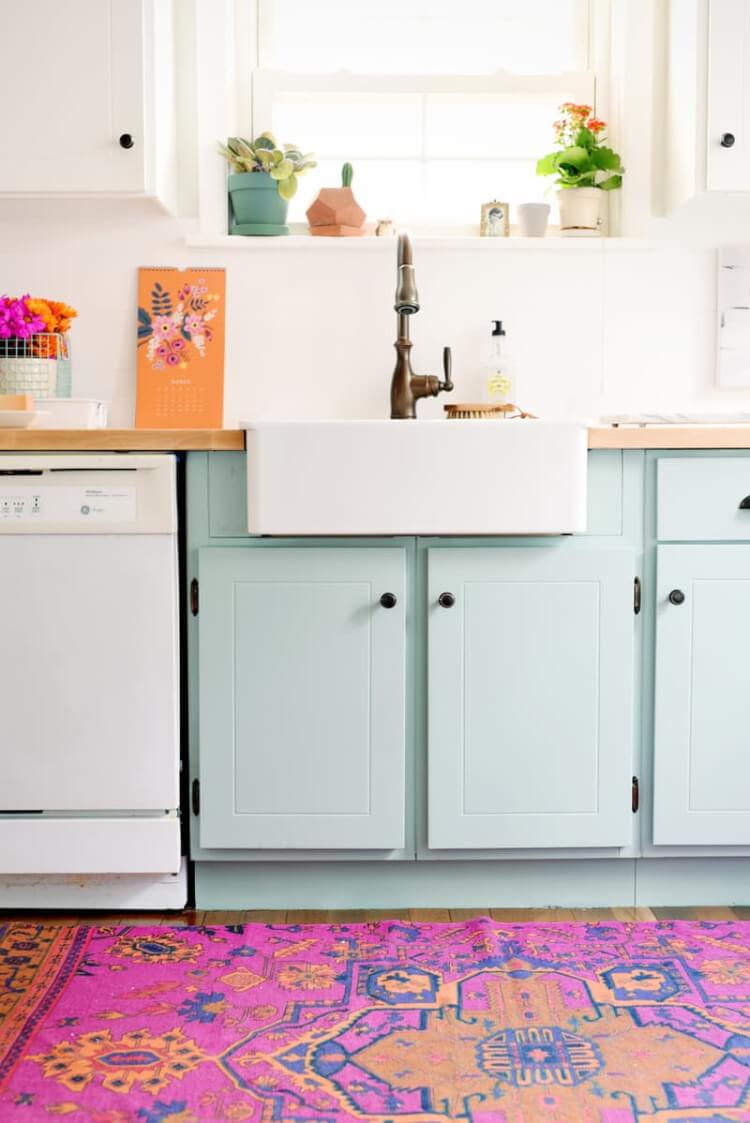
[718,246,750,387]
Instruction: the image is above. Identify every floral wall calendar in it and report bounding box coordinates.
[135,267,226,427]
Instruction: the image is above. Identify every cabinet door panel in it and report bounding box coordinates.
[707,0,750,191]
[199,547,406,850]
[0,0,145,193]
[428,547,635,849]
[654,545,750,845]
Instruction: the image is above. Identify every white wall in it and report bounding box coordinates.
[3,0,750,427]
[2,195,748,425]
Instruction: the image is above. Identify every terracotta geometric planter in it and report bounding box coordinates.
[306,186,366,236]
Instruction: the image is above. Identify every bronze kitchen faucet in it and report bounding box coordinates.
[390,231,454,418]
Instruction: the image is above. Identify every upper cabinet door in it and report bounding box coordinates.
[654,544,750,845]
[198,547,406,851]
[428,546,635,850]
[706,0,750,190]
[665,0,750,207]
[0,0,146,193]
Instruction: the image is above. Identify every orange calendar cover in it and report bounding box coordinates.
[135,267,226,427]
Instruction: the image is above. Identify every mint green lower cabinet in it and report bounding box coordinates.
[427,546,636,849]
[184,451,750,906]
[197,547,406,850]
[654,544,750,846]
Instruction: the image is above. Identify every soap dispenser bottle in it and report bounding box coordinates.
[484,320,516,409]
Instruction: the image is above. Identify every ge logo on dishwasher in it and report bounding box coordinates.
[80,505,90,515]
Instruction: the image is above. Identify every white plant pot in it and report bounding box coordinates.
[556,187,603,235]
[517,203,550,237]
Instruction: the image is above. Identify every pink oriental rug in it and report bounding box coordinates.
[2,918,750,1121]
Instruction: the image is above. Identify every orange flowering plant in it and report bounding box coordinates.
[26,298,78,334]
[24,298,77,358]
[536,103,623,190]
[0,295,77,358]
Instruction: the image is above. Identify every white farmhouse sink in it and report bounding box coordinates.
[242,420,588,536]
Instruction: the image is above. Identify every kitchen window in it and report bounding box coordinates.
[250,0,603,230]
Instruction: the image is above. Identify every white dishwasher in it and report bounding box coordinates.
[0,454,185,909]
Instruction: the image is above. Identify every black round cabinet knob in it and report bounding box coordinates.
[668,589,686,606]
[119,133,135,149]
[721,132,736,148]
[379,592,397,609]
[438,591,456,608]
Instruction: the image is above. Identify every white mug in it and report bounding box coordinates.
[517,203,550,237]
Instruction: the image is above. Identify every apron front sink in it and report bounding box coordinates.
[242,419,588,536]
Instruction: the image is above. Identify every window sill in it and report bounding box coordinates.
[184,233,702,252]
[186,232,612,250]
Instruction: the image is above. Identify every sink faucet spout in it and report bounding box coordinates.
[395,232,419,315]
[390,231,454,419]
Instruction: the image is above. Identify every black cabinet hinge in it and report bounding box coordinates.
[191,778,200,816]
[634,576,642,615]
[190,578,199,616]
[632,776,639,813]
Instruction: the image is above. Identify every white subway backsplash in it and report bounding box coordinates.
[0,198,742,425]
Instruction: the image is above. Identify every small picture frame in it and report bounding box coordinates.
[480,200,509,237]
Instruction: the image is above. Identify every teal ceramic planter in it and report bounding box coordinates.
[228,172,289,236]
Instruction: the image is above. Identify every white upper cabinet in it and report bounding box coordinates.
[706,0,750,189]
[0,0,175,203]
[666,0,750,207]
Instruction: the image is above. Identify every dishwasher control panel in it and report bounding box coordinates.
[0,485,137,524]
[0,492,41,519]
[0,456,175,534]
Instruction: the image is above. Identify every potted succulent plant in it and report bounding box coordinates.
[218,133,316,236]
[306,162,366,236]
[536,104,623,234]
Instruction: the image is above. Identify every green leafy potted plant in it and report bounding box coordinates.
[536,104,623,235]
[218,133,317,236]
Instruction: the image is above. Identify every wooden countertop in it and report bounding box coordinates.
[588,426,750,449]
[0,428,245,451]
[0,426,749,452]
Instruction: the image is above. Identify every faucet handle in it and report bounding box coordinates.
[439,346,454,393]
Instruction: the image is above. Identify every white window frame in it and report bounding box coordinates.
[253,71,597,108]
[193,0,613,238]
[255,0,595,77]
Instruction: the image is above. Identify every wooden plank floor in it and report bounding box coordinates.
[1,907,749,925]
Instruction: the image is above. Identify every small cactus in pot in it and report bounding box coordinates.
[306,162,366,237]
